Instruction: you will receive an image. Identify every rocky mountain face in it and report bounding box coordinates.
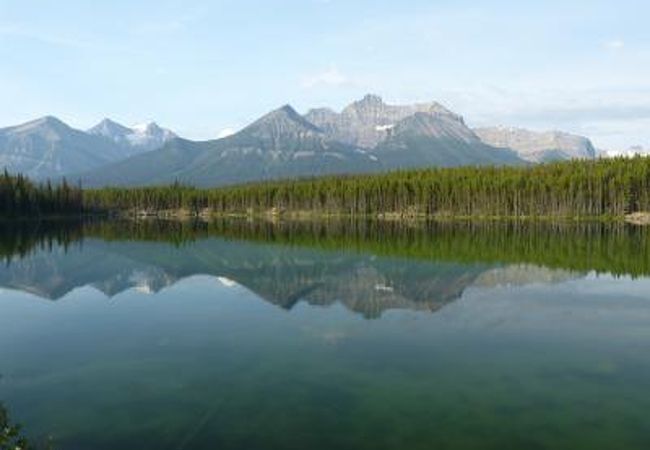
[76,105,381,187]
[474,127,596,163]
[77,96,525,187]
[0,116,177,180]
[373,112,522,169]
[88,119,176,154]
[2,95,600,185]
[245,104,322,142]
[305,94,522,171]
[0,116,134,179]
[305,94,467,148]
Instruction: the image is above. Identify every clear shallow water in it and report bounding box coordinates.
[0,221,649,449]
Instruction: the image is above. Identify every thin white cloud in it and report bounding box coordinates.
[0,24,90,49]
[301,66,350,89]
[604,39,625,50]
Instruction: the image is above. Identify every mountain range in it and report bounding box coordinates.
[0,95,600,187]
[75,105,384,187]
[88,119,177,153]
[0,116,175,179]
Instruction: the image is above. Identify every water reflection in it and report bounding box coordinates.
[0,219,606,317]
[0,219,649,450]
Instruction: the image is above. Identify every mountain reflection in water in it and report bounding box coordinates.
[0,219,613,317]
[1,219,650,450]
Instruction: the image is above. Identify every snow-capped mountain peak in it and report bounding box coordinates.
[88,119,176,153]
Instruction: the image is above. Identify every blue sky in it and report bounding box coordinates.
[0,0,648,149]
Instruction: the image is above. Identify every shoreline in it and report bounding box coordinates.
[115,207,650,224]
[2,210,650,225]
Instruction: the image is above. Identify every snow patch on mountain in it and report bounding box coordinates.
[88,119,177,154]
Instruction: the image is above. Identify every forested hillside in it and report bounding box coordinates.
[2,157,650,219]
[83,157,650,218]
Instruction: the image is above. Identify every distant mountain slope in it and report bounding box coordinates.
[305,94,523,170]
[474,127,596,162]
[8,96,603,187]
[374,113,523,169]
[76,105,381,187]
[88,119,176,154]
[73,138,206,187]
[0,116,132,179]
[77,97,526,187]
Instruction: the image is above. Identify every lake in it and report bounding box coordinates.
[0,219,649,449]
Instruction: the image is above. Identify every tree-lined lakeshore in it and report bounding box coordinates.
[2,157,650,220]
[83,157,650,219]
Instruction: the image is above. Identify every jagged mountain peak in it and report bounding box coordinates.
[131,121,176,141]
[388,112,480,144]
[89,118,132,136]
[35,115,65,125]
[0,115,137,180]
[343,94,459,119]
[133,121,163,134]
[87,118,176,153]
[96,117,124,127]
[343,93,386,116]
[242,104,323,139]
[355,93,384,107]
[306,94,467,148]
[268,104,318,127]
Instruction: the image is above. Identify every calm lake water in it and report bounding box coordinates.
[0,220,649,449]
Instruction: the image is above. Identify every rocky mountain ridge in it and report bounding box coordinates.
[88,118,176,154]
[474,126,597,162]
[0,116,132,179]
[0,94,599,185]
[74,105,382,187]
[0,116,177,179]
[305,94,467,148]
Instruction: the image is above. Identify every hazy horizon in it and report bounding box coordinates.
[1,0,648,150]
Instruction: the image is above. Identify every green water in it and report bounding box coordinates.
[0,220,649,449]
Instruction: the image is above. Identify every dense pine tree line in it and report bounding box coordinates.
[0,171,83,217]
[2,157,650,218]
[83,157,650,218]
